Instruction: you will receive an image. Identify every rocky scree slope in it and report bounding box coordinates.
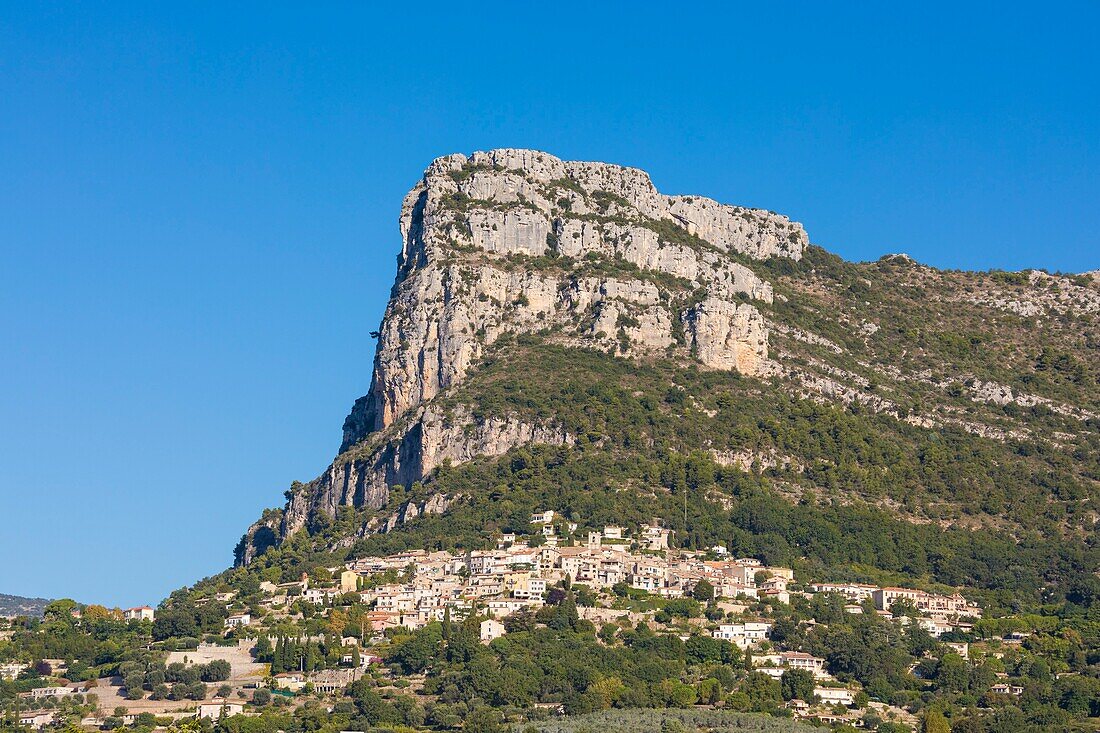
[237,149,1099,565]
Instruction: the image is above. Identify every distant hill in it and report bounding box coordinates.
[0,592,51,617]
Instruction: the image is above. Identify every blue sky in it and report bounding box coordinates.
[1,2,1098,607]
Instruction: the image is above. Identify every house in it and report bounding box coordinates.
[0,662,28,679]
[946,642,969,659]
[511,576,547,599]
[530,510,556,524]
[873,587,923,611]
[810,582,877,602]
[761,565,795,581]
[198,701,245,719]
[629,559,668,592]
[364,611,400,632]
[912,616,954,638]
[18,712,54,729]
[340,570,359,593]
[123,606,155,621]
[486,599,531,618]
[755,666,786,680]
[991,683,1024,696]
[780,652,828,678]
[480,618,506,643]
[310,668,360,694]
[303,587,339,604]
[870,586,981,619]
[641,523,672,551]
[29,686,74,700]
[712,622,771,648]
[273,672,306,692]
[602,526,624,540]
[814,687,855,706]
[761,589,790,605]
[225,613,251,628]
[760,576,789,592]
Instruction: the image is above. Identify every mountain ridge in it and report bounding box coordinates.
[0,592,52,617]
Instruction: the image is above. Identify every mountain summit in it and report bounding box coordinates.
[237,149,1099,597]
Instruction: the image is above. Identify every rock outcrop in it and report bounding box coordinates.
[344,149,805,445]
[238,149,809,563]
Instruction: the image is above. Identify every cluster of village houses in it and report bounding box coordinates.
[288,514,983,642]
[247,515,984,715]
[4,513,989,728]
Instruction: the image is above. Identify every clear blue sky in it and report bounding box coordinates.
[2,2,1098,607]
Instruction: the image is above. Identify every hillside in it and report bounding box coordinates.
[0,593,50,617]
[237,149,1099,606]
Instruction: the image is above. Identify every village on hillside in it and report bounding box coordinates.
[0,512,1002,732]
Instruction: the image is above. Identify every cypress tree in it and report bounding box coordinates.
[271,637,285,674]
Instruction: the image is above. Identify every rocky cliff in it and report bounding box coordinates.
[342,149,804,445]
[238,149,808,562]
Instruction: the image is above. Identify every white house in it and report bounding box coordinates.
[809,583,877,602]
[225,613,251,628]
[780,652,828,678]
[712,622,771,648]
[273,672,306,692]
[0,662,28,680]
[123,606,155,621]
[480,618,506,643]
[198,702,245,719]
[991,683,1024,696]
[19,712,54,729]
[814,687,854,706]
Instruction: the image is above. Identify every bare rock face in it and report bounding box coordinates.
[668,196,807,261]
[240,149,810,562]
[344,149,806,446]
[686,297,769,374]
[281,405,575,540]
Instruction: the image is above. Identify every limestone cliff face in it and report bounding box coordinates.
[238,149,808,563]
[343,149,805,446]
